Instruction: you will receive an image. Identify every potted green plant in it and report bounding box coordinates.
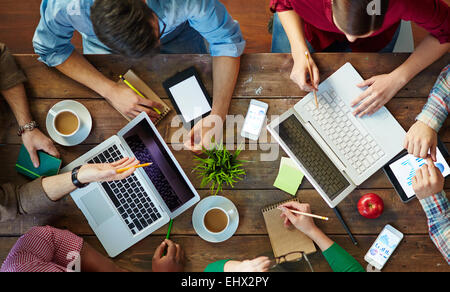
[193,143,247,196]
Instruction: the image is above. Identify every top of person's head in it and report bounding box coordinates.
[91,0,159,58]
[332,0,389,37]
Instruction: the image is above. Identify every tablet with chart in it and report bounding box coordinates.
[388,148,450,200]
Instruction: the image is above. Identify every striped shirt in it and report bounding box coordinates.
[416,65,450,132]
[0,226,83,272]
[419,192,450,264]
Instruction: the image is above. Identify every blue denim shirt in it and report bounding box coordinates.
[33,0,246,67]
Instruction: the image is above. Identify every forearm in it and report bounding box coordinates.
[392,35,449,85]
[305,226,334,252]
[1,83,33,125]
[55,50,116,100]
[278,11,309,57]
[211,56,240,119]
[42,172,76,201]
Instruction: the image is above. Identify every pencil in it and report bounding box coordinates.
[333,207,358,245]
[119,75,162,115]
[280,207,329,221]
[166,219,174,240]
[305,52,319,109]
[116,163,152,174]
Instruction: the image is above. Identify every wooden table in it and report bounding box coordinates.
[0,53,449,272]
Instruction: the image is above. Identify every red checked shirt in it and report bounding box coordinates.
[270,0,450,52]
[0,226,83,272]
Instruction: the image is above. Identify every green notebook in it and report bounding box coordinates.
[15,145,62,179]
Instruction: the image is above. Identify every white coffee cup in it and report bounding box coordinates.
[50,109,81,138]
[202,207,235,235]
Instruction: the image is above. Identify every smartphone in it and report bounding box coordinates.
[364,224,403,270]
[241,100,268,141]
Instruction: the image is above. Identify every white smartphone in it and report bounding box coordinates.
[241,99,268,141]
[364,224,403,270]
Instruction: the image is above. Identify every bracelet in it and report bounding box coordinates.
[72,166,89,189]
[17,121,38,136]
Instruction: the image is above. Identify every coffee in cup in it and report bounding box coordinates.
[203,207,231,234]
[52,110,80,137]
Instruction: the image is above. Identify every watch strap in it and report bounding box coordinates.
[17,121,38,136]
[72,166,88,188]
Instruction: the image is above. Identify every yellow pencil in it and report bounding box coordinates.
[119,75,162,115]
[116,163,153,174]
[305,52,319,109]
[279,207,329,221]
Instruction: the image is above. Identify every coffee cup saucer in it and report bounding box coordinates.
[192,195,239,243]
[46,100,92,147]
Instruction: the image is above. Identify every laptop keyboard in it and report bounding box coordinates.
[307,89,385,174]
[87,145,162,235]
[278,115,350,200]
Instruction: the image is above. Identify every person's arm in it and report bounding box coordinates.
[184,56,240,153]
[412,159,449,264]
[2,84,60,167]
[0,43,59,167]
[42,157,139,201]
[55,51,162,120]
[279,202,365,272]
[278,10,320,92]
[404,65,449,160]
[352,0,450,117]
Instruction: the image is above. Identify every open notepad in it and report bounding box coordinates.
[262,198,317,261]
[114,70,171,125]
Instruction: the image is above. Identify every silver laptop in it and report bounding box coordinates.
[62,112,200,257]
[267,63,406,208]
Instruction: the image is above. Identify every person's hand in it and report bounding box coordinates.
[290,52,320,92]
[351,73,406,117]
[224,257,271,272]
[279,202,317,237]
[412,158,445,200]
[404,121,438,161]
[106,83,163,121]
[152,239,185,272]
[77,157,140,184]
[22,129,60,168]
[184,114,224,154]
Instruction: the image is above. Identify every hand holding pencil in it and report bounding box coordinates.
[77,157,141,184]
[289,51,320,95]
[279,202,326,235]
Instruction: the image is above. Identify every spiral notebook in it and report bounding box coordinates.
[115,70,171,125]
[262,198,317,261]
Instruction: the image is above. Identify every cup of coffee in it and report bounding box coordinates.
[202,207,234,235]
[50,109,81,138]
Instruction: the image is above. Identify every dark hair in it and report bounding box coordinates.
[332,0,389,36]
[91,0,159,58]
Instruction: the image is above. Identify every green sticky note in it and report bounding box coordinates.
[15,145,62,179]
[273,157,305,196]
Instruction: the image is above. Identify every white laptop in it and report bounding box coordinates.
[267,63,406,208]
[62,113,200,257]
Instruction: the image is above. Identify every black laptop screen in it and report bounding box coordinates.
[123,120,195,212]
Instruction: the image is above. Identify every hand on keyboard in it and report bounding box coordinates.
[351,73,406,117]
[290,52,320,92]
[77,157,140,184]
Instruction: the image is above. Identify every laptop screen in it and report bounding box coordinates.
[123,120,195,212]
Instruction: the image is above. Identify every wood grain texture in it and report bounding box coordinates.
[13,54,450,99]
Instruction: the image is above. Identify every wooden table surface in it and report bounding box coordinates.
[0,53,449,272]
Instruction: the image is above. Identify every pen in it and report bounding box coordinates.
[305,51,319,109]
[116,163,152,174]
[333,207,358,245]
[119,75,162,115]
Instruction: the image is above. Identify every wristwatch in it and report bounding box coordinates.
[17,121,38,136]
[72,165,89,189]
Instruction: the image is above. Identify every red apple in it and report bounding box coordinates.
[357,193,384,219]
